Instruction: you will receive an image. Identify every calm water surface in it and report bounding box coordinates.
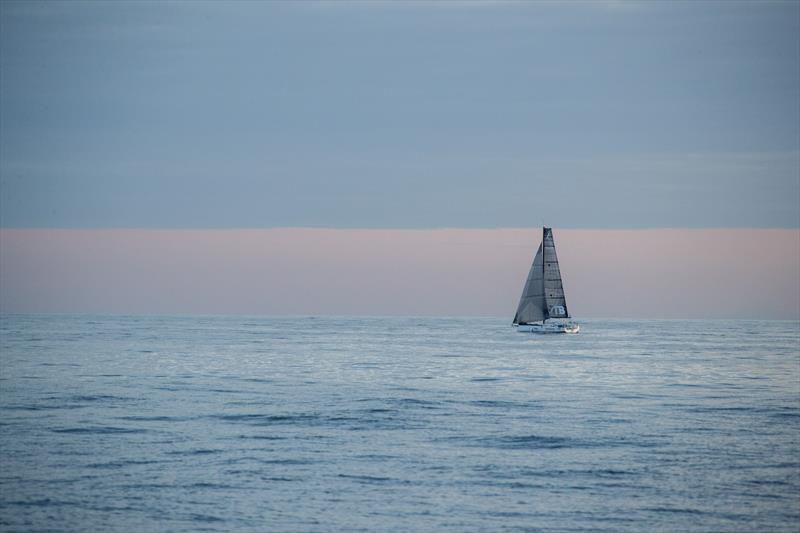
[1,315,798,531]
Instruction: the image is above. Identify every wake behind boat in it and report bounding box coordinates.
[513,227,579,334]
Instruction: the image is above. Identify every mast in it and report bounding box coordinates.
[542,226,547,324]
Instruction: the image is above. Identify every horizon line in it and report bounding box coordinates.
[1,311,798,322]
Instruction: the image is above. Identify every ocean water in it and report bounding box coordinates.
[0,315,798,532]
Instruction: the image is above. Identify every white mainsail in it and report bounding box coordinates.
[513,227,570,324]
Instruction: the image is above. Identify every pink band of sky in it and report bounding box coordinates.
[1,228,798,319]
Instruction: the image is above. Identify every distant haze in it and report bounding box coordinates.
[1,229,797,319]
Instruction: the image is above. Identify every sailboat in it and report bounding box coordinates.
[513,227,580,334]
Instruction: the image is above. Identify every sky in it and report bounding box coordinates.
[2,228,798,319]
[0,1,798,318]
[1,0,798,229]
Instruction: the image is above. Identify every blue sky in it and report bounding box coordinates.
[1,0,798,229]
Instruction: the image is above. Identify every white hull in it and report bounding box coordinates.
[515,322,580,334]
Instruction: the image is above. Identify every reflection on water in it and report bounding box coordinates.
[1,315,798,531]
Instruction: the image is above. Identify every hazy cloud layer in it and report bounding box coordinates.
[1,1,798,228]
[2,228,797,319]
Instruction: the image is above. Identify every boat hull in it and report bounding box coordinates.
[515,322,580,334]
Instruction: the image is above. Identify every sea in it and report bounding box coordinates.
[0,315,798,532]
